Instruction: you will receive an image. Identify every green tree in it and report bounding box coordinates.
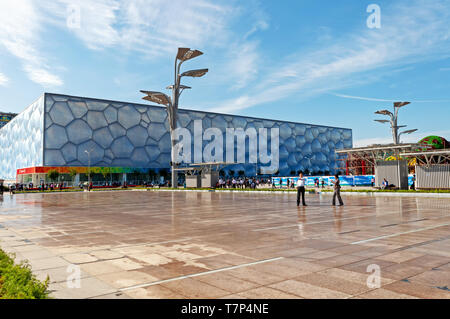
[68,168,78,186]
[238,170,245,177]
[47,169,59,182]
[68,168,77,180]
[229,170,235,177]
[101,167,111,183]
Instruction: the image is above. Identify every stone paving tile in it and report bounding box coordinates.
[300,250,342,260]
[317,267,396,286]
[96,270,159,289]
[245,263,313,279]
[356,288,419,299]
[124,285,188,299]
[376,251,425,263]
[195,273,260,293]
[63,253,99,264]
[26,256,71,271]
[34,265,90,284]
[80,259,131,276]
[382,281,450,299]
[294,272,372,295]
[17,248,56,260]
[274,257,329,272]
[338,258,399,278]
[237,287,301,299]
[222,267,286,286]
[161,278,230,299]
[89,249,125,260]
[50,277,119,299]
[436,263,450,271]
[90,292,130,299]
[138,264,189,281]
[313,254,368,268]
[382,263,429,280]
[269,279,350,299]
[407,270,450,287]
[219,294,248,299]
[1,191,450,299]
[403,254,450,269]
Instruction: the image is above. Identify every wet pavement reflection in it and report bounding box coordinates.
[0,190,449,299]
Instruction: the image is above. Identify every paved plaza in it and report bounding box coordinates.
[0,190,449,299]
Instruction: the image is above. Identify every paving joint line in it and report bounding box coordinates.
[119,256,284,292]
[350,223,450,245]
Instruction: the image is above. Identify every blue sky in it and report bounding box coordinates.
[1,0,450,146]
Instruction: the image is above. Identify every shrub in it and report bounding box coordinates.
[0,249,50,299]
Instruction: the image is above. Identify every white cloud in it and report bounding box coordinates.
[39,0,121,50]
[332,93,450,103]
[37,0,267,91]
[332,93,397,102]
[24,66,63,87]
[39,0,233,56]
[0,73,9,86]
[212,0,450,113]
[0,0,63,87]
[226,41,261,90]
[1,0,269,91]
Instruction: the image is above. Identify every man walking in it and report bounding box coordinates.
[332,174,344,206]
[296,172,307,206]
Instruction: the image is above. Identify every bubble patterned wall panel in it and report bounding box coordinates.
[0,95,45,180]
[42,93,352,176]
[0,93,352,179]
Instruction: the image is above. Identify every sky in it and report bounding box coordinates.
[0,0,450,146]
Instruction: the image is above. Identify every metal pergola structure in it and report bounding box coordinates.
[400,150,450,166]
[335,143,450,175]
[336,143,425,167]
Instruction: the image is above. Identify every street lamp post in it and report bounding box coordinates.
[141,48,208,188]
[374,102,418,189]
[84,149,92,191]
[374,102,418,144]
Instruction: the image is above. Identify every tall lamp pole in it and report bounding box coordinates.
[374,102,418,189]
[84,149,93,191]
[141,48,208,188]
[374,102,417,144]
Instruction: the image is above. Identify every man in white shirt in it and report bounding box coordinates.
[296,172,307,206]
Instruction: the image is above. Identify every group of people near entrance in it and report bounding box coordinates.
[296,172,344,207]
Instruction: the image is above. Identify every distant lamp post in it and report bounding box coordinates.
[141,48,208,188]
[374,102,413,144]
[84,149,93,190]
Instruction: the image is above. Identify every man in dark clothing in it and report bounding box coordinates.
[332,174,344,206]
[296,172,307,206]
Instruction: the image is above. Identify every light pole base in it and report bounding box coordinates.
[172,170,178,188]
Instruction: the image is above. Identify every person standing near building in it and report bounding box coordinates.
[332,174,344,206]
[296,172,307,206]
